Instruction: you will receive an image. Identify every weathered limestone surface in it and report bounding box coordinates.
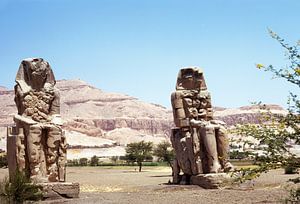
[41,182,80,200]
[7,58,79,199]
[191,173,232,189]
[170,67,234,188]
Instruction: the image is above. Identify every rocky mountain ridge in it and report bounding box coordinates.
[0,79,287,158]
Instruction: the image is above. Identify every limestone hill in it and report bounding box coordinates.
[0,79,287,158]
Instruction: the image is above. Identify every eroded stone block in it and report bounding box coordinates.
[191,173,232,189]
[40,182,80,200]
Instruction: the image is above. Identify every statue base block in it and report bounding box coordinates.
[191,173,232,189]
[40,182,80,200]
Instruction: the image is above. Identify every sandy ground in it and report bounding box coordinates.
[0,167,298,204]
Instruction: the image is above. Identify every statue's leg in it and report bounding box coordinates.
[216,126,234,172]
[184,130,198,176]
[171,128,191,183]
[192,127,203,174]
[27,124,43,180]
[170,129,180,183]
[16,127,26,171]
[47,126,61,182]
[172,158,181,184]
[201,125,221,173]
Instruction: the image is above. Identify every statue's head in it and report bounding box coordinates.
[16,58,55,91]
[26,58,48,82]
[176,67,207,91]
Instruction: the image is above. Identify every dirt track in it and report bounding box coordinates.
[0,166,298,204]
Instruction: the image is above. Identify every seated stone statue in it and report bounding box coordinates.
[170,67,233,184]
[11,58,66,182]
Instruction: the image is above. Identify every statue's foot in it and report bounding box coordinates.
[179,174,191,185]
[48,173,58,182]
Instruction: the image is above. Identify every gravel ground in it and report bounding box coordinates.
[0,166,298,204]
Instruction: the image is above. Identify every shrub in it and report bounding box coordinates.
[284,158,299,174]
[0,170,43,203]
[0,154,8,168]
[284,165,298,174]
[284,178,300,203]
[285,188,300,203]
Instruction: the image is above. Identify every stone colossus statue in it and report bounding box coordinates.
[8,58,66,182]
[170,67,233,184]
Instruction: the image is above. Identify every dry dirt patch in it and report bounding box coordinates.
[0,167,298,203]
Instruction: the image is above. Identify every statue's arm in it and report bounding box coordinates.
[15,84,24,98]
[14,85,25,115]
[49,88,63,125]
[49,88,60,115]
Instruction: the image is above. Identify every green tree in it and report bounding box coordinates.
[153,141,175,169]
[111,156,118,164]
[79,158,88,166]
[234,30,300,183]
[125,141,153,172]
[90,155,99,166]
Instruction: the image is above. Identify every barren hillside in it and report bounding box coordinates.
[0,79,287,158]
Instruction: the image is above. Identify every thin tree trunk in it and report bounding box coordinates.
[138,162,142,172]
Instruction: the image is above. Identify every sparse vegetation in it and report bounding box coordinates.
[67,157,170,167]
[234,30,300,179]
[284,178,300,204]
[67,159,79,166]
[111,156,118,164]
[0,170,43,203]
[0,154,8,168]
[233,30,300,201]
[229,150,251,160]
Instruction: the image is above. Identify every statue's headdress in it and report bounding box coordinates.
[15,58,56,93]
[175,67,207,90]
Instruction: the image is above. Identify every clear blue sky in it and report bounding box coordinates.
[0,0,299,108]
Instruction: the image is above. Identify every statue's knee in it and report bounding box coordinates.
[47,127,61,144]
[29,125,42,135]
[48,127,61,138]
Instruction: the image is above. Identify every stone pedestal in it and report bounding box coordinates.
[40,182,80,200]
[191,173,232,189]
